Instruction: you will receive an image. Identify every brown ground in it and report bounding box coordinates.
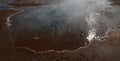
[111,0,120,5]
[0,9,20,48]
[8,0,55,7]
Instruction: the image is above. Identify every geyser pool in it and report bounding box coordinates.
[8,0,119,51]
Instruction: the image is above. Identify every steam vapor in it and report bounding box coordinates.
[47,0,113,41]
[10,0,120,44]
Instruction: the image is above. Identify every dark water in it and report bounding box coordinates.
[9,6,89,51]
[0,5,9,10]
[0,0,20,4]
[9,5,120,51]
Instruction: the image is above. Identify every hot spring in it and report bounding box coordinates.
[8,0,120,51]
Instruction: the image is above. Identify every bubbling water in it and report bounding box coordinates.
[51,0,113,41]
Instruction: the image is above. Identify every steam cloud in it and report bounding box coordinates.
[10,0,120,43]
[48,0,113,41]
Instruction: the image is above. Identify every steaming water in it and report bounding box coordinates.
[52,0,113,41]
[56,0,120,41]
[9,0,120,50]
